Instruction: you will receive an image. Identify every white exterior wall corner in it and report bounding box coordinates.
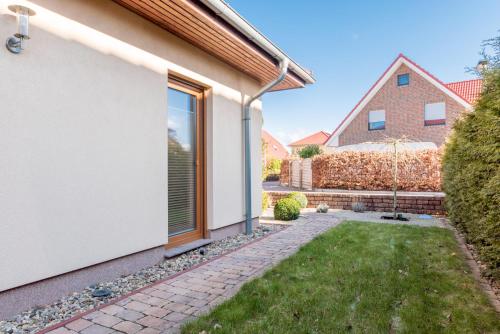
[0,0,263,291]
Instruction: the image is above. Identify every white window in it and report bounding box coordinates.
[368,110,385,130]
[424,102,445,125]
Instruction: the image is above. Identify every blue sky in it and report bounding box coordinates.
[227,0,500,146]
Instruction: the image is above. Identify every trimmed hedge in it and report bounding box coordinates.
[312,150,442,191]
[286,192,308,208]
[299,144,321,159]
[281,150,442,191]
[280,159,291,185]
[274,198,301,221]
[263,158,282,181]
[262,192,269,213]
[443,69,500,279]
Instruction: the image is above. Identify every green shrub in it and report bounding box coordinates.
[262,158,281,181]
[264,173,280,181]
[286,191,308,208]
[274,198,301,221]
[299,144,321,159]
[443,67,500,279]
[263,158,282,181]
[266,159,282,174]
[262,192,269,213]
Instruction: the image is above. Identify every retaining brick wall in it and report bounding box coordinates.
[266,191,445,215]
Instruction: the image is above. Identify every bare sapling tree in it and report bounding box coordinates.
[382,135,412,219]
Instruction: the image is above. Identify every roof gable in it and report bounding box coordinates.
[325,54,473,147]
[262,130,289,159]
[289,131,330,147]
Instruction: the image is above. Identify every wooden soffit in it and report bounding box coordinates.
[114,0,306,91]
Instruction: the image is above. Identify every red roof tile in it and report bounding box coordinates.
[289,131,330,147]
[262,130,289,160]
[446,79,483,104]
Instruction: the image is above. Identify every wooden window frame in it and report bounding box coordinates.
[166,76,207,249]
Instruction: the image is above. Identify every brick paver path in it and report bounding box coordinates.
[45,216,339,334]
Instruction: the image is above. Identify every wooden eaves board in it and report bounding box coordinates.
[114,0,305,91]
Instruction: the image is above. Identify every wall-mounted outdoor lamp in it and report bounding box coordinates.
[5,4,36,54]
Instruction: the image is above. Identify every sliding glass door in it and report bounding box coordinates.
[167,79,204,246]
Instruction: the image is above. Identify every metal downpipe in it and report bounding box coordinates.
[243,59,289,235]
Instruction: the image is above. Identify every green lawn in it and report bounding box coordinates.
[182,222,500,334]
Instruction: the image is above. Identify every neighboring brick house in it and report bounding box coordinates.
[262,129,289,161]
[289,131,330,155]
[325,54,482,149]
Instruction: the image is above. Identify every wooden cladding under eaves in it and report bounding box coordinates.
[113,0,305,91]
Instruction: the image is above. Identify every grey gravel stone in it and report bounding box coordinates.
[0,224,283,334]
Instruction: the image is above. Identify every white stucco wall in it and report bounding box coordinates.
[208,91,263,231]
[0,0,263,291]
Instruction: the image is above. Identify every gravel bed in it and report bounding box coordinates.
[0,224,285,334]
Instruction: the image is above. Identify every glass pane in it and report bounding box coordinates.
[398,73,409,86]
[369,121,385,130]
[168,88,197,236]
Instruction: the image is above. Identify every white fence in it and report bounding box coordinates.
[287,158,312,190]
